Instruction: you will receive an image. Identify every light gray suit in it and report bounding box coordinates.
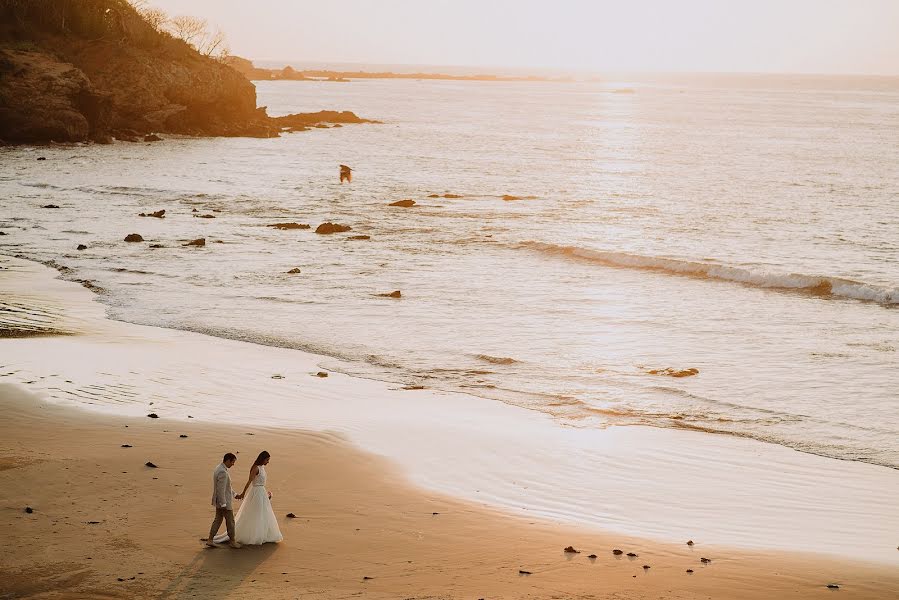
[208,462,236,543]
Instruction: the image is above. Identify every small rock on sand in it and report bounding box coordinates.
[612,549,624,555]
[147,413,159,418]
[121,444,132,448]
[183,238,205,247]
[389,199,416,207]
[642,565,651,569]
[179,434,188,438]
[77,244,87,250]
[145,462,158,468]
[124,233,144,242]
[286,513,297,518]
[377,290,402,298]
[37,156,46,160]
[443,193,463,198]
[287,268,302,274]
[315,372,328,377]
[826,584,840,589]
[25,506,33,513]
[700,557,711,563]
[687,540,694,545]
[626,552,638,557]
[587,554,597,559]
[686,569,694,573]
[563,546,580,553]
[42,204,60,209]
[362,576,373,580]
[315,222,352,234]
[648,367,699,378]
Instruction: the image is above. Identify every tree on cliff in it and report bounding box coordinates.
[167,15,228,59]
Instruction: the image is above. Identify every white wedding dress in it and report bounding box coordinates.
[214,465,283,545]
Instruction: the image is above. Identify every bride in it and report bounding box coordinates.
[215,450,283,545]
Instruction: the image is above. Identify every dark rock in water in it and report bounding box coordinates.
[179,434,188,438]
[612,549,624,555]
[287,268,302,274]
[518,570,532,575]
[149,244,164,249]
[389,199,416,207]
[271,110,376,128]
[121,444,132,448]
[443,193,463,198]
[144,133,163,142]
[184,238,205,247]
[700,557,711,563]
[348,235,370,240]
[502,195,523,201]
[826,584,839,589]
[686,540,694,546]
[286,513,297,518]
[145,462,158,468]
[25,506,33,513]
[267,222,310,230]
[271,374,284,379]
[147,413,159,418]
[402,385,425,390]
[192,208,199,213]
[626,552,638,557]
[77,244,87,250]
[194,214,215,219]
[37,157,47,161]
[124,233,143,242]
[428,194,440,198]
[563,546,580,553]
[377,290,402,298]
[315,372,328,378]
[315,222,352,234]
[42,204,60,209]
[0,231,6,235]
[139,209,165,218]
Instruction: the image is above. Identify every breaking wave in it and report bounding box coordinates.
[520,241,899,305]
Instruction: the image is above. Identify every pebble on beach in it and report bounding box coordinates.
[563,546,580,553]
[145,462,158,468]
[147,413,159,418]
[612,549,624,555]
[25,506,33,513]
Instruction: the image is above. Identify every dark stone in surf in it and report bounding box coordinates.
[267,222,310,230]
[348,235,370,240]
[147,413,159,418]
[194,214,215,218]
[315,222,352,234]
[687,540,694,546]
[124,233,143,242]
[362,576,373,580]
[315,372,328,377]
[377,290,401,298]
[138,209,165,218]
[149,244,164,248]
[42,204,60,208]
[287,268,302,274]
[145,462,158,468]
[77,244,87,250]
[563,546,580,553]
[37,157,46,161]
[389,199,416,207]
[428,194,440,198]
[443,193,463,198]
[648,367,699,378]
[144,133,163,142]
[184,238,205,247]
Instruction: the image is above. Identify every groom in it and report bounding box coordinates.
[207,452,242,549]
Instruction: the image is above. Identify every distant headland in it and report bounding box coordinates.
[224,56,571,83]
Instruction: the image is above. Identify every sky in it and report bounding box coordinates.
[147,0,899,75]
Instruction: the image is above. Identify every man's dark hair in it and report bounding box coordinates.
[223,452,237,463]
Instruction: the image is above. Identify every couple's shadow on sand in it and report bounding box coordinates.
[157,543,279,599]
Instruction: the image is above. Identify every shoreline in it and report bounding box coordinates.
[2,253,899,596]
[4,386,899,599]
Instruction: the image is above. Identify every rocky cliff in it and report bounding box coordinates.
[0,0,276,143]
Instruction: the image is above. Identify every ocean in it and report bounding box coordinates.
[2,73,898,469]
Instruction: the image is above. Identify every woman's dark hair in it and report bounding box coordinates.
[253,450,271,466]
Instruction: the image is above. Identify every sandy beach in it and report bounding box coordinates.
[2,257,898,599]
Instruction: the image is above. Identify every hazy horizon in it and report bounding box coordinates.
[149,0,899,76]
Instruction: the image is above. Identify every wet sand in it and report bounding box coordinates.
[3,385,899,600]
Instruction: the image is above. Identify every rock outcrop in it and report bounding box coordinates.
[0,1,374,143]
